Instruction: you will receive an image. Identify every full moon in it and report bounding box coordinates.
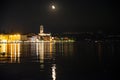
[52,5,55,9]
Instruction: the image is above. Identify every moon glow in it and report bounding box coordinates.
[52,5,55,9]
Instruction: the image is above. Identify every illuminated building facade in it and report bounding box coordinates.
[0,25,53,42]
[0,25,74,42]
[38,25,52,41]
[0,34,21,42]
[27,33,37,42]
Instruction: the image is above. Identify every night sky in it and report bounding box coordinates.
[0,0,119,34]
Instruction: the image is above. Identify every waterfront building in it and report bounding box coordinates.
[38,25,52,41]
[0,25,53,42]
[0,34,21,42]
[21,35,27,41]
[27,33,37,42]
[0,25,74,42]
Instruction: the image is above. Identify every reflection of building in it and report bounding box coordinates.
[0,43,20,63]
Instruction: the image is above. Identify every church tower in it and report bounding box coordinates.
[40,25,44,34]
[38,25,51,41]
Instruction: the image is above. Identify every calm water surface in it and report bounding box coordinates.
[0,40,120,80]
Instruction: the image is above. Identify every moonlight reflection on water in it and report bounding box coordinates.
[0,40,119,80]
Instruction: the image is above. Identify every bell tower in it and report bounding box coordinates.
[40,25,44,34]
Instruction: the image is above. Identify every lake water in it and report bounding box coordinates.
[0,40,119,80]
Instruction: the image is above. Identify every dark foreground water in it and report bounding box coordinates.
[0,40,120,80]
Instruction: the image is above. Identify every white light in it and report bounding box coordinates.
[52,64,56,80]
[52,5,55,9]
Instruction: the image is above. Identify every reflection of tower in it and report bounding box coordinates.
[40,25,44,34]
[52,64,56,80]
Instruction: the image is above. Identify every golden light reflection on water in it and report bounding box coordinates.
[0,42,74,64]
[36,42,44,69]
[0,42,74,80]
[35,42,56,69]
[97,42,103,64]
[0,43,20,63]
